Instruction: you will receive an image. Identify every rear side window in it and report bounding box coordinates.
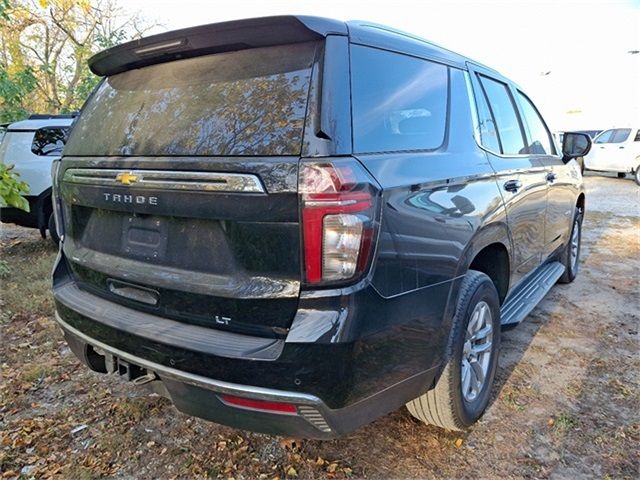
[634,130,640,141]
[610,128,631,143]
[478,75,526,155]
[31,127,69,156]
[516,91,555,155]
[351,45,448,153]
[471,78,501,153]
[65,42,317,157]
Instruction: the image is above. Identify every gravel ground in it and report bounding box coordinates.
[0,173,638,479]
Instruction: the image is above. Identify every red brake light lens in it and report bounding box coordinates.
[299,160,379,285]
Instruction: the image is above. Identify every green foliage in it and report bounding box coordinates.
[0,163,30,211]
[0,0,155,116]
[0,0,10,20]
[0,66,37,122]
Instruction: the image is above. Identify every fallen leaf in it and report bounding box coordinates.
[327,463,338,473]
[286,466,298,477]
[454,438,464,448]
[279,437,299,450]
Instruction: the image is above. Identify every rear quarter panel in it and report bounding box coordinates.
[355,67,509,370]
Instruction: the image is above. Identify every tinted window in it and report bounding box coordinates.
[351,45,448,153]
[31,127,69,156]
[594,129,614,143]
[634,130,640,142]
[471,77,501,152]
[65,42,317,157]
[516,92,554,155]
[610,128,631,143]
[478,76,526,155]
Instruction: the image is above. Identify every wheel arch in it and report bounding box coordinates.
[454,222,512,305]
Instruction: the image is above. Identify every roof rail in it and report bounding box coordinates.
[28,113,79,120]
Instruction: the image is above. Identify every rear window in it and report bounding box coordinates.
[351,45,449,153]
[31,127,69,156]
[65,42,318,157]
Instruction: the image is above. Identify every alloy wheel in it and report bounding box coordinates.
[461,301,493,402]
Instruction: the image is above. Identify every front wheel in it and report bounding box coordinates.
[406,271,501,431]
[634,167,640,186]
[558,207,583,284]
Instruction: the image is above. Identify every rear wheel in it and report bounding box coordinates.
[634,167,640,186]
[559,207,583,284]
[406,270,501,431]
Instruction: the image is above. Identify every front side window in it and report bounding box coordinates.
[610,128,631,143]
[634,129,640,142]
[31,127,69,156]
[516,91,555,155]
[65,42,317,157]
[478,75,526,155]
[351,45,449,153]
[594,129,614,143]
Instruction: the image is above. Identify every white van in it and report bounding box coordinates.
[0,114,76,242]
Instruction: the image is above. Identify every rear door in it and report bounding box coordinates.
[469,68,548,286]
[59,42,321,338]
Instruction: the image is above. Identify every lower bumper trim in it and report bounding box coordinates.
[54,311,322,406]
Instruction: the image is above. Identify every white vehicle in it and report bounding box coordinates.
[584,127,640,185]
[0,114,76,242]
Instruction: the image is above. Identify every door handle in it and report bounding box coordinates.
[503,179,522,193]
[546,172,557,183]
[619,146,625,149]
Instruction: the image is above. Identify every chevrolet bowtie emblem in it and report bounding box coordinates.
[115,171,139,185]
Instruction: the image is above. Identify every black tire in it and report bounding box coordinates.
[634,167,640,186]
[406,270,501,431]
[617,172,626,178]
[48,213,60,246]
[558,207,583,284]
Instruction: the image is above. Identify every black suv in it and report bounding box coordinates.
[52,16,591,438]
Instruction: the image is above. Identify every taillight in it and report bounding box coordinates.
[299,159,380,285]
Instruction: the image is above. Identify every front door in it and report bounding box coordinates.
[512,89,577,257]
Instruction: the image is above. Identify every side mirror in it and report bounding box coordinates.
[562,132,592,163]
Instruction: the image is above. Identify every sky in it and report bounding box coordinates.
[126,0,640,132]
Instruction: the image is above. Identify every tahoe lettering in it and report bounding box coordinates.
[103,193,158,205]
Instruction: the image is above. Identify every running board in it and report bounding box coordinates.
[500,262,565,326]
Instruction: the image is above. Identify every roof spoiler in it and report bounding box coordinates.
[88,15,348,77]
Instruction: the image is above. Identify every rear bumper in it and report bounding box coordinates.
[53,251,446,438]
[57,312,336,437]
[55,309,438,439]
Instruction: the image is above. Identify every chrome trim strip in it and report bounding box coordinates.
[63,168,266,193]
[55,312,321,405]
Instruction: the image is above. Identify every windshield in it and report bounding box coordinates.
[65,42,318,157]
